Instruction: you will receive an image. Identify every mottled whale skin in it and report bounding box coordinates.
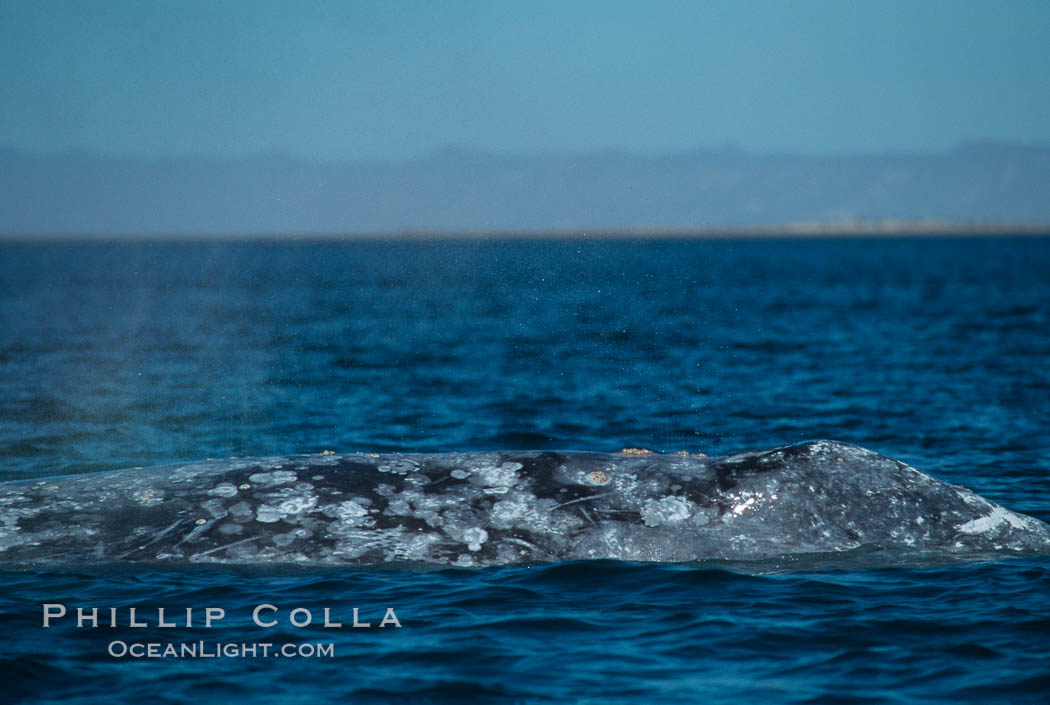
[2,441,1049,567]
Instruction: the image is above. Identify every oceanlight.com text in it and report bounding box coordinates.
[107,640,335,659]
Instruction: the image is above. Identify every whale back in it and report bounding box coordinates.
[2,441,1049,567]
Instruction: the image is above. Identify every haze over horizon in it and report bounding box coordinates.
[4,141,1049,236]
[3,1,1049,235]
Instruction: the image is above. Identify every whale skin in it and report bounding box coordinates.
[1,440,1049,567]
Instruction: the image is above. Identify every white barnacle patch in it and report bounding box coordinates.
[450,469,472,480]
[956,506,1029,535]
[463,527,488,552]
[133,489,164,506]
[476,463,520,488]
[325,500,370,524]
[398,532,441,560]
[248,470,298,487]
[640,496,694,527]
[609,473,640,496]
[277,494,317,516]
[336,502,369,519]
[208,483,239,498]
[491,495,538,529]
[377,459,419,475]
[692,511,711,526]
[255,504,282,523]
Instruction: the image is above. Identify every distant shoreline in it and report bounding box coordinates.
[374,221,1050,240]
[2,221,1049,242]
[5,144,1049,236]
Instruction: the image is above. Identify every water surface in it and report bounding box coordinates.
[1,237,1048,703]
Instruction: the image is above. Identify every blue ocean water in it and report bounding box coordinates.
[1,237,1049,703]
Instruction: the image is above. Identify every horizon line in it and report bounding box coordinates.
[3,220,1049,243]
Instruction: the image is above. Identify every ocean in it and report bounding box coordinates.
[1,236,1048,703]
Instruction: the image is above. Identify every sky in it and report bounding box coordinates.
[2,0,1049,161]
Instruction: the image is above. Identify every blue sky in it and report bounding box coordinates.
[2,0,1048,160]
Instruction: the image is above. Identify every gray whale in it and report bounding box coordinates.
[2,440,1049,567]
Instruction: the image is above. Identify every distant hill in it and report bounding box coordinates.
[2,142,1049,236]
